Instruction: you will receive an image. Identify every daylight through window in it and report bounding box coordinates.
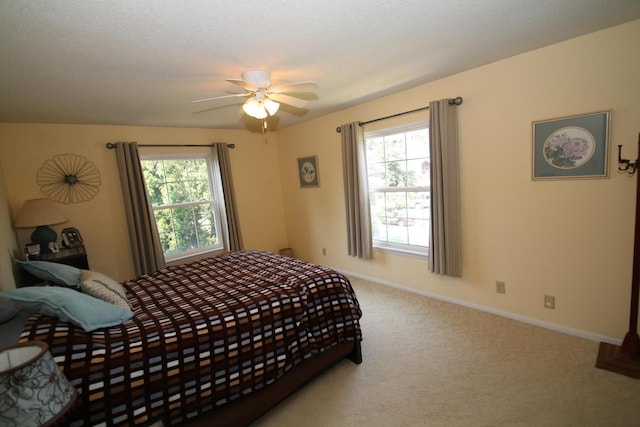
[365,122,430,255]
[141,153,226,260]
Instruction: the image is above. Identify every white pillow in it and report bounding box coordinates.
[80,270,131,310]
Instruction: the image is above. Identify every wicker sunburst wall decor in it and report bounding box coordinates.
[36,153,101,203]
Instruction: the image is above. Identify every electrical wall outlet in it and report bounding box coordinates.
[544,295,555,309]
[496,281,506,294]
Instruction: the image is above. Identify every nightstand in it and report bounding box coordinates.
[18,245,90,286]
[38,245,89,269]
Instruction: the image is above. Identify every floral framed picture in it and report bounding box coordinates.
[297,155,319,187]
[532,111,610,180]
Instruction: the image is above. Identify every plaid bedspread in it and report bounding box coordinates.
[19,250,362,426]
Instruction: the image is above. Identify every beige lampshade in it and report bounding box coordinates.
[14,198,68,228]
[0,341,77,426]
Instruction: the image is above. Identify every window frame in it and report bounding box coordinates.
[140,151,229,262]
[365,121,430,258]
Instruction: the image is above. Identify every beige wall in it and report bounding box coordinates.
[0,20,637,342]
[0,161,19,290]
[0,125,288,282]
[277,20,640,341]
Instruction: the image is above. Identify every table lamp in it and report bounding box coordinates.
[13,198,68,253]
[0,341,77,426]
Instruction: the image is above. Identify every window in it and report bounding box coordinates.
[365,122,430,256]
[140,153,227,261]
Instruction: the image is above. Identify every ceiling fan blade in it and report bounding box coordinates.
[270,81,318,93]
[226,78,257,91]
[268,93,308,109]
[191,93,250,103]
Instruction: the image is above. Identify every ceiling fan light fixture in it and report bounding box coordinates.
[193,70,317,123]
[243,98,268,119]
[263,99,280,116]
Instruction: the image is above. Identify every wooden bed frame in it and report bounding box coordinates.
[183,340,362,426]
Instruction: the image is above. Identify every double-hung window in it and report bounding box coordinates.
[140,153,228,261]
[365,122,430,256]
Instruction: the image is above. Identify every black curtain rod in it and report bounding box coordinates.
[105,142,235,149]
[335,96,463,133]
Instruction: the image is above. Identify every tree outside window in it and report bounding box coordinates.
[141,154,226,260]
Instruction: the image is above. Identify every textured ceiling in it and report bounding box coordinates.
[1,0,639,132]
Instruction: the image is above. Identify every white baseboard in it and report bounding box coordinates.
[338,268,622,346]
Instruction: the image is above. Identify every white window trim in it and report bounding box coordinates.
[365,121,429,139]
[140,152,229,262]
[373,241,428,258]
[366,120,430,258]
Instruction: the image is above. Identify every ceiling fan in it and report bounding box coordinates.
[192,70,318,121]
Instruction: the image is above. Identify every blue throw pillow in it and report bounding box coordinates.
[0,299,23,324]
[0,287,134,332]
[16,260,81,287]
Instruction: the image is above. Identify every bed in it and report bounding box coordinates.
[3,250,362,426]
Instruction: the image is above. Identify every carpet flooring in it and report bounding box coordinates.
[251,276,640,426]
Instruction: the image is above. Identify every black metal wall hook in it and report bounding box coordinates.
[618,144,638,175]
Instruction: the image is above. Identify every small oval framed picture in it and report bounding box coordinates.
[297,155,319,188]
